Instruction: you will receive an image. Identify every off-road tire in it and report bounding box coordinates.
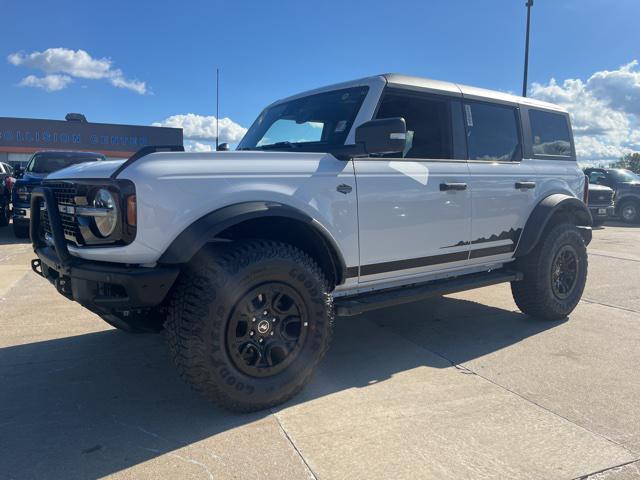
[165,240,334,412]
[99,309,166,333]
[511,222,588,320]
[13,222,29,238]
[619,199,640,224]
[0,198,9,227]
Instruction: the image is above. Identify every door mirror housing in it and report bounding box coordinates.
[217,143,230,151]
[355,117,407,155]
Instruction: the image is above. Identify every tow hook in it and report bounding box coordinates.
[31,258,43,277]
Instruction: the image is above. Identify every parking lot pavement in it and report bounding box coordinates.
[1,222,640,479]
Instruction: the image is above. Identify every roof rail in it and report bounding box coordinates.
[110,145,184,179]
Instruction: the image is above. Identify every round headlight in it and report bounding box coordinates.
[93,188,118,237]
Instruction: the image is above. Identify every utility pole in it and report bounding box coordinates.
[522,0,533,97]
[216,68,220,150]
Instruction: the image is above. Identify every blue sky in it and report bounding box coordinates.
[1,0,639,160]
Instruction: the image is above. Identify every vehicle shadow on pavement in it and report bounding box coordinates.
[0,296,563,479]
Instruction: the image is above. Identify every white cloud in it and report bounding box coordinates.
[8,48,148,94]
[184,141,214,152]
[531,61,640,161]
[18,74,73,92]
[153,113,247,144]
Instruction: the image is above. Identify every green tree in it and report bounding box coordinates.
[612,153,640,173]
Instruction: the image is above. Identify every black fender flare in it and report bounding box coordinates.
[515,194,592,257]
[159,201,349,284]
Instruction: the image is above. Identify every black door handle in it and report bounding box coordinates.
[440,182,468,191]
[515,181,536,190]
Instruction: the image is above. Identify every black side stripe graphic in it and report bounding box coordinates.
[347,243,515,278]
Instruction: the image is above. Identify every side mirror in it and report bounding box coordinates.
[355,117,406,155]
[217,143,230,151]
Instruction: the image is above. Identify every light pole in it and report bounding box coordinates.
[522,0,533,97]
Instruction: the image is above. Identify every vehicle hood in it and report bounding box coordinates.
[587,184,613,193]
[16,172,47,185]
[46,159,126,180]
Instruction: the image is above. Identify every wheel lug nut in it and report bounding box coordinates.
[263,310,268,316]
[252,317,256,322]
[270,331,274,336]
[259,338,263,343]
[272,318,276,322]
[249,331,254,336]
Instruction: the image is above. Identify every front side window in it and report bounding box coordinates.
[238,86,369,151]
[529,110,572,157]
[465,102,521,161]
[375,90,452,159]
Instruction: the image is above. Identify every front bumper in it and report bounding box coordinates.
[589,206,615,218]
[30,186,179,313]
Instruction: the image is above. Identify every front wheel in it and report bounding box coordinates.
[13,222,29,238]
[619,200,640,224]
[511,222,588,320]
[165,240,333,412]
[0,199,9,227]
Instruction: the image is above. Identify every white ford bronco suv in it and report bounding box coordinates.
[30,74,591,411]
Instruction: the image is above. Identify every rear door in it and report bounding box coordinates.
[354,89,472,284]
[464,100,535,263]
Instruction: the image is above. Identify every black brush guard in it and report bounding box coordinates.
[30,186,179,312]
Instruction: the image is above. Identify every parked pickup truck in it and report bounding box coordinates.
[30,74,592,411]
[584,167,640,223]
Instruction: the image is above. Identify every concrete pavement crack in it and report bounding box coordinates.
[271,411,319,480]
[580,297,640,315]
[573,458,640,480]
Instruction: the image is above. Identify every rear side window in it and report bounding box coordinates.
[529,110,572,157]
[375,90,453,159]
[464,103,521,161]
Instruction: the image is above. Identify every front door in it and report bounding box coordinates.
[354,89,472,284]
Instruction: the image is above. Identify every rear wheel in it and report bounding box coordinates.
[165,240,333,412]
[511,222,588,320]
[619,200,640,224]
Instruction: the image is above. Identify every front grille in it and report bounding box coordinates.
[42,182,81,244]
[590,189,614,206]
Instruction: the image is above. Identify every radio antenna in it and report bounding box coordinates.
[216,67,220,150]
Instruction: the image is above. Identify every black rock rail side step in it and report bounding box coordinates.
[334,269,523,317]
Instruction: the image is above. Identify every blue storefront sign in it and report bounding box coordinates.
[0,117,182,153]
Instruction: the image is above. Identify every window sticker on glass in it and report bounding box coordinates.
[334,120,347,132]
[465,104,473,127]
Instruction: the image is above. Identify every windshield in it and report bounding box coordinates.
[611,169,640,183]
[26,153,103,174]
[238,86,369,151]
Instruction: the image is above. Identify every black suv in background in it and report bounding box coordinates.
[587,182,615,226]
[584,168,640,223]
[11,151,106,237]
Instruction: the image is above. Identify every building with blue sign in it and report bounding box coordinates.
[0,113,183,168]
